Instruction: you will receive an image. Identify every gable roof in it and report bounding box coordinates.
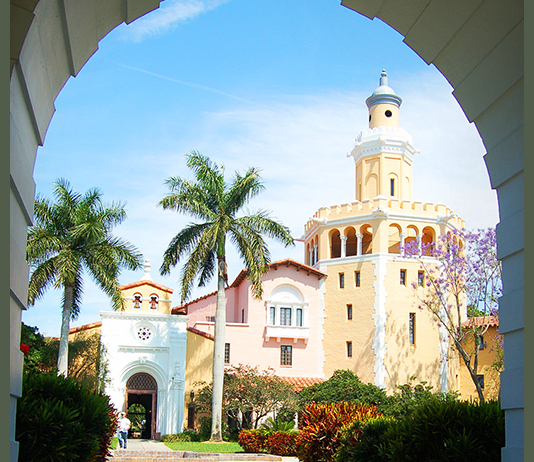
[171,259,326,314]
[119,280,174,294]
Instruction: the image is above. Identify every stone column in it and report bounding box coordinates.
[356,233,363,256]
[400,232,405,256]
[340,235,347,258]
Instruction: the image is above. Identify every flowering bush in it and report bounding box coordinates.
[238,429,266,453]
[265,431,297,456]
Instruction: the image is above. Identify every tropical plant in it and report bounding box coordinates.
[296,402,382,462]
[403,227,501,402]
[384,399,505,462]
[26,179,142,376]
[16,370,117,462]
[335,416,396,462]
[298,370,388,411]
[159,151,294,440]
[259,417,296,434]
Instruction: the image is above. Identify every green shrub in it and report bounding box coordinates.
[16,371,117,462]
[265,431,297,456]
[238,429,266,453]
[160,430,200,442]
[296,402,382,462]
[298,370,388,410]
[385,399,505,462]
[335,417,395,462]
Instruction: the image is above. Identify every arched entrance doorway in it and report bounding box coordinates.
[125,373,157,440]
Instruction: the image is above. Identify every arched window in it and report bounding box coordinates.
[346,227,357,256]
[149,294,159,310]
[388,224,402,254]
[422,227,436,256]
[132,293,142,309]
[360,224,373,255]
[330,230,341,259]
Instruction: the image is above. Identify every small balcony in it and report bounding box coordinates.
[264,325,309,343]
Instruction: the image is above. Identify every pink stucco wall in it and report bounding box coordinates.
[183,261,325,379]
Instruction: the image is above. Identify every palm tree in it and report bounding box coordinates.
[159,151,294,441]
[26,178,143,376]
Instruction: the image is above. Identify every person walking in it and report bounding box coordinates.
[118,412,131,449]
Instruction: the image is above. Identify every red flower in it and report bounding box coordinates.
[20,343,30,355]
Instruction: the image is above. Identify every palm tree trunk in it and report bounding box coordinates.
[211,255,227,441]
[57,284,73,376]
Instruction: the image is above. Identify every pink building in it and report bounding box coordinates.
[174,259,326,381]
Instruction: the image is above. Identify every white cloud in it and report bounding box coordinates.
[120,0,230,42]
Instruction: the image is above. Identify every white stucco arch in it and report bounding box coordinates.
[10,1,523,460]
[269,284,305,304]
[119,359,168,391]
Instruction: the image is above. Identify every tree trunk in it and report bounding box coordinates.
[57,284,73,376]
[211,255,227,441]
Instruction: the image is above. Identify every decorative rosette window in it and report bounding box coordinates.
[136,326,153,342]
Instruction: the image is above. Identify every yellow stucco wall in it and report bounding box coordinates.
[119,282,173,314]
[383,259,443,392]
[184,329,214,408]
[322,260,376,383]
[459,324,501,401]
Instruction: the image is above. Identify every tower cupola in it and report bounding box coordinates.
[366,70,402,129]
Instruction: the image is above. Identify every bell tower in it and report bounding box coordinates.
[350,70,417,202]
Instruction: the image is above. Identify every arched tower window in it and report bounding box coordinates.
[149,294,159,310]
[330,230,341,259]
[360,224,373,255]
[132,293,142,310]
[404,225,419,252]
[388,224,402,254]
[422,227,436,256]
[346,227,357,256]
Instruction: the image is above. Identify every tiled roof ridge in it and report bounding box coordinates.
[187,326,215,341]
[68,320,102,335]
[462,315,499,327]
[119,280,174,293]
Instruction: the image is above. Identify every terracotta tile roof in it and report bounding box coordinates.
[462,316,499,328]
[232,259,326,287]
[171,259,326,314]
[119,280,174,293]
[68,321,102,335]
[187,326,215,341]
[279,376,325,392]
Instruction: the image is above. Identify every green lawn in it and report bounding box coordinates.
[164,441,244,453]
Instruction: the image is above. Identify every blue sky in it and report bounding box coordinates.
[23,0,499,337]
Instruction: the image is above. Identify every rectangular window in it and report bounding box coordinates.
[206,316,216,322]
[400,269,407,286]
[355,271,361,287]
[339,273,345,289]
[280,307,292,326]
[224,343,230,364]
[281,345,292,366]
[390,178,395,196]
[296,308,303,327]
[409,313,416,345]
[418,271,424,287]
[269,306,276,325]
[479,334,485,350]
[477,374,485,390]
[347,341,353,358]
[347,304,353,321]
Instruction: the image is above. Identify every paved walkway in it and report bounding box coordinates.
[109,439,299,462]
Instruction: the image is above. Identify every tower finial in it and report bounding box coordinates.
[140,259,153,281]
[380,69,388,86]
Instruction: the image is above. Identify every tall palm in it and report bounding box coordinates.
[159,151,294,441]
[26,178,143,376]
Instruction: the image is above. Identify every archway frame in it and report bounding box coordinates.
[10,1,523,460]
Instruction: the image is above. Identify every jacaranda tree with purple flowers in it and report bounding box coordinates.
[403,227,501,402]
